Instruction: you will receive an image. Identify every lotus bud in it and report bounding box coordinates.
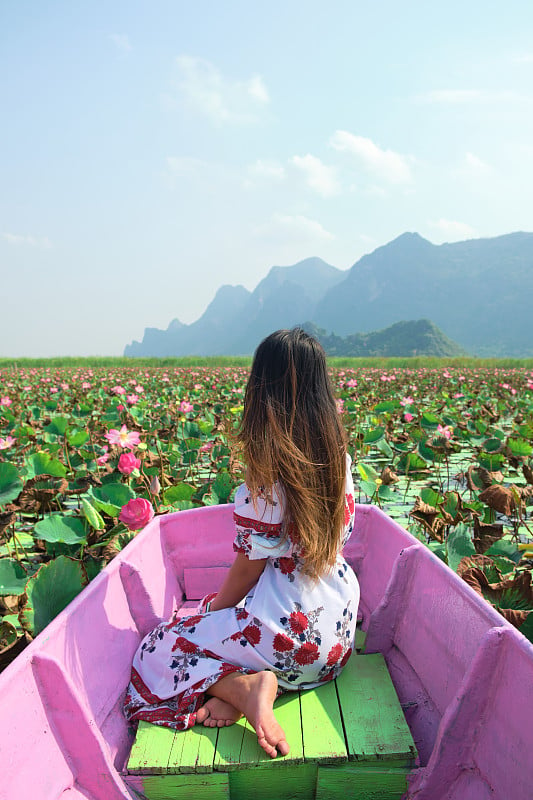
[149,475,161,495]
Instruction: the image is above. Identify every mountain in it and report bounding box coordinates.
[313,231,533,357]
[125,258,344,356]
[124,231,533,357]
[302,319,466,357]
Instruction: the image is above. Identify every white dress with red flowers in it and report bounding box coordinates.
[124,456,359,730]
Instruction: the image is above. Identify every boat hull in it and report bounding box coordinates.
[1,503,532,799]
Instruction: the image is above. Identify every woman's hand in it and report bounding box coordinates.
[208,553,267,612]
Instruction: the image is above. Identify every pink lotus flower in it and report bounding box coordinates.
[400,396,414,406]
[1,397,12,406]
[97,446,109,466]
[118,452,141,475]
[179,400,194,413]
[346,379,357,388]
[126,394,139,405]
[404,412,414,422]
[119,498,154,531]
[111,386,126,395]
[82,381,92,389]
[105,424,141,449]
[200,441,214,452]
[0,435,16,449]
[336,398,345,414]
[437,424,453,440]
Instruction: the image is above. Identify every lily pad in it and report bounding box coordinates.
[34,515,87,545]
[0,462,23,507]
[0,558,28,596]
[447,523,476,572]
[89,483,135,517]
[25,451,67,479]
[20,556,85,636]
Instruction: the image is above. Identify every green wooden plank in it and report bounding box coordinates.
[230,764,317,800]
[181,724,218,773]
[355,627,367,653]
[299,682,347,764]
[213,717,247,770]
[316,764,409,800]
[127,721,178,775]
[336,653,417,763]
[141,772,229,799]
[238,690,304,767]
[166,725,186,774]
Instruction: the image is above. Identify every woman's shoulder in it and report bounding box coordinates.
[234,481,285,526]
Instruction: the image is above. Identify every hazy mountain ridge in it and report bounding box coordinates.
[124,231,533,357]
[302,319,466,357]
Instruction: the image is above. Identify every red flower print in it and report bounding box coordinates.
[289,611,308,635]
[236,608,249,621]
[219,663,241,678]
[340,647,353,667]
[278,557,296,575]
[344,493,355,526]
[294,642,320,665]
[181,615,202,628]
[327,643,343,666]
[171,636,198,655]
[273,633,294,652]
[242,624,261,645]
[319,669,335,683]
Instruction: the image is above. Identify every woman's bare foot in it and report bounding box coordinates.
[207,670,289,758]
[196,697,242,727]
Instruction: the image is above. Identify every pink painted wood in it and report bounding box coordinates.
[0,503,532,800]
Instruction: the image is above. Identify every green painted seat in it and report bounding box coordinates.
[125,648,417,800]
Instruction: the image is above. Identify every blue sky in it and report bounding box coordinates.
[2,1,533,356]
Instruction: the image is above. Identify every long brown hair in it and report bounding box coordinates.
[238,328,347,580]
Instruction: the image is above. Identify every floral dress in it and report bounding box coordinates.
[124,456,359,730]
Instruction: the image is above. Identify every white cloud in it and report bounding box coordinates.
[330,130,413,184]
[246,159,286,182]
[290,154,340,197]
[174,56,270,124]
[1,233,52,248]
[109,34,132,53]
[463,152,492,175]
[428,219,477,241]
[247,75,269,104]
[513,54,533,63]
[253,213,334,244]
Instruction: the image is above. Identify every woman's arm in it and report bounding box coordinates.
[208,552,267,612]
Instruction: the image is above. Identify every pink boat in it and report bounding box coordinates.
[1,503,532,800]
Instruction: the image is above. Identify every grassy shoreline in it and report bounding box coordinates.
[1,355,533,369]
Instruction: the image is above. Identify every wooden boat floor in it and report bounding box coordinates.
[125,650,417,800]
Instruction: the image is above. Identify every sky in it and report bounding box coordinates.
[2,1,533,357]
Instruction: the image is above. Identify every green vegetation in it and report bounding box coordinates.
[1,362,533,671]
[2,356,533,369]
